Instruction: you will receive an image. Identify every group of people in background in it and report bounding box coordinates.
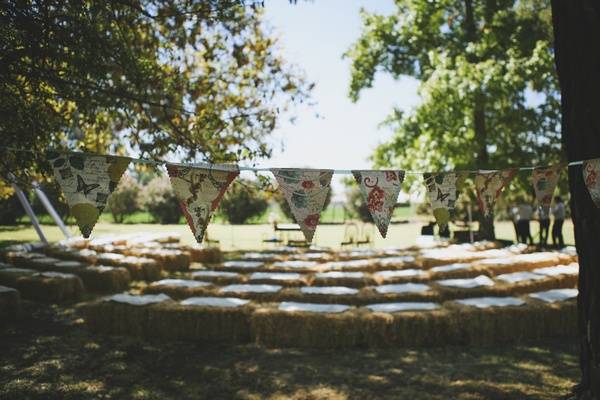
[511,196,565,247]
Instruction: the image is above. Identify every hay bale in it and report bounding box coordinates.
[529,288,578,303]
[428,263,480,280]
[218,284,283,302]
[375,255,419,269]
[361,308,454,347]
[533,263,579,277]
[269,260,320,272]
[212,260,265,273]
[0,285,21,320]
[98,254,161,281]
[373,269,428,284]
[0,267,36,287]
[143,279,213,299]
[365,302,440,313]
[248,272,308,287]
[476,252,562,275]
[5,251,47,267]
[127,248,191,271]
[191,270,244,285]
[78,266,131,293]
[312,271,376,288]
[336,249,380,260]
[83,293,172,337]
[178,245,222,263]
[319,259,380,272]
[15,272,84,302]
[150,301,253,343]
[239,252,283,262]
[277,287,363,306]
[250,304,363,348]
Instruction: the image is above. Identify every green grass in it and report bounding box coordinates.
[0,302,580,400]
[0,219,575,251]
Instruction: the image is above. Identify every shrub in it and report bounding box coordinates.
[107,174,140,223]
[140,176,181,224]
[0,194,26,225]
[345,186,373,223]
[219,180,269,224]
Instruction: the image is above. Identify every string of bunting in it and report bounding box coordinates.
[3,147,599,243]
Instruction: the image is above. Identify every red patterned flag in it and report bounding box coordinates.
[166,163,239,243]
[271,168,334,242]
[583,158,600,207]
[532,164,564,213]
[475,169,517,217]
[352,170,405,238]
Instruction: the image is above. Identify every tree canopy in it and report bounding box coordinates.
[0,0,310,187]
[345,0,562,238]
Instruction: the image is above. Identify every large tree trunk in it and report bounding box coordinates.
[552,1,600,398]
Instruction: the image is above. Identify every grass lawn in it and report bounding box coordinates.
[0,301,579,400]
[0,219,575,251]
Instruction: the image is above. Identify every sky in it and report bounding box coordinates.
[251,0,420,200]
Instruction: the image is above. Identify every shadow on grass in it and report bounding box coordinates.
[0,302,579,400]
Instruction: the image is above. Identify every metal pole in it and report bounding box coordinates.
[467,203,474,243]
[12,183,48,245]
[33,183,71,239]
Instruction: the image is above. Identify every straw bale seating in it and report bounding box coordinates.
[529,288,578,303]
[268,260,320,272]
[248,272,308,287]
[191,270,243,285]
[44,246,99,264]
[373,269,428,284]
[218,284,284,302]
[96,253,161,281]
[312,271,377,288]
[239,252,283,262]
[0,285,21,320]
[3,271,84,302]
[123,248,191,271]
[143,279,213,299]
[474,252,565,275]
[428,263,478,279]
[172,244,222,263]
[211,260,266,273]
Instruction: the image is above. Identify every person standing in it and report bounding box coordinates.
[517,200,534,245]
[538,206,550,247]
[551,196,565,248]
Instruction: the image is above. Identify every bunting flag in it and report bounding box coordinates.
[475,169,517,217]
[423,172,466,229]
[166,163,239,243]
[532,164,563,213]
[352,170,405,238]
[271,168,334,242]
[48,151,131,238]
[583,158,600,207]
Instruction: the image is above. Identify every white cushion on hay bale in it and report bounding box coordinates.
[529,288,578,303]
[376,255,417,267]
[249,272,302,281]
[455,296,525,308]
[374,269,425,279]
[108,293,171,306]
[436,275,495,289]
[150,279,211,288]
[321,260,374,270]
[375,283,431,294]
[300,286,359,295]
[430,263,472,273]
[533,264,579,276]
[220,284,282,293]
[495,271,546,283]
[278,301,351,313]
[180,297,249,308]
[222,261,264,269]
[366,302,440,312]
[240,253,279,261]
[271,261,319,269]
[314,271,364,279]
[191,271,239,278]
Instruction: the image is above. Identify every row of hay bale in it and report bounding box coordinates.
[140,262,578,305]
[83,289,577,348]
[0,263,84,302]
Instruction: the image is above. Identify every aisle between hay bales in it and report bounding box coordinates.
[0,301,579,400]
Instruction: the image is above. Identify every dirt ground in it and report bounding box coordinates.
[0,301,580,400]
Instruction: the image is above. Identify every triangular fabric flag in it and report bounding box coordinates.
[583,158,600,207]
[166,163,239,243]
[423,172,467,229]
[271,168,334,242]
[475,169,517,217]
[351,170,405,238]
[532,164,563,213]
[48,151,131,238]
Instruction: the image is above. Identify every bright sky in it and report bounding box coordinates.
[257,0,420,201]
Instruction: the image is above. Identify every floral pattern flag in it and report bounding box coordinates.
[166,163,239,243]
[583,158,600,208]
[423,172,466,229]
[271,168,334,242]
[352,170,405,238]
[475,169,517,217]
[532,164,563,213]
[48,151,131,238]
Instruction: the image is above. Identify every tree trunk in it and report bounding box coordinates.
[552,1,600,398]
